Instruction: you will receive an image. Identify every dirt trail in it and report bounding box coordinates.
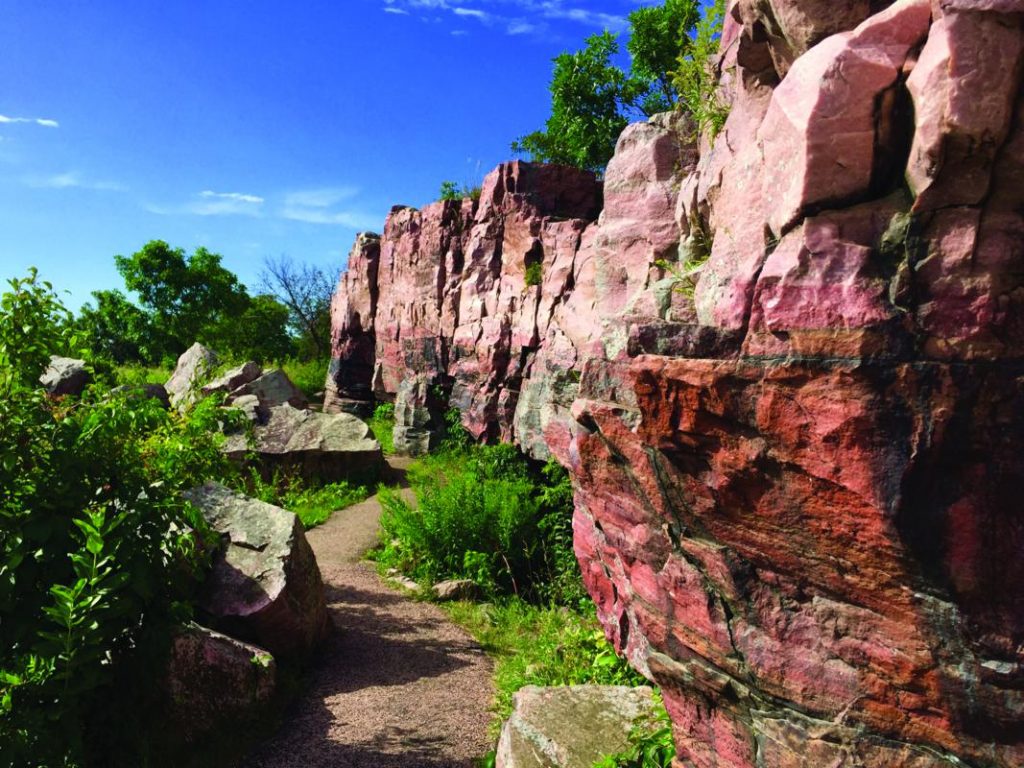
[245,457,494,768]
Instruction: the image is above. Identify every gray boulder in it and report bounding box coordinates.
[202,360,262,397]
[165,343,219,409]
[432,579,480,602]
[223,404,383,483]
[182,482,329,661]
[228,368,308,409]
[496,685,657,768]
[163,622,277,747]
[111,382,171,409]
[40,355,90,396]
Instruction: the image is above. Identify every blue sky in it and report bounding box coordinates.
[0,0,643,310]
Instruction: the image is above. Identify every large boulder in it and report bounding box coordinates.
[162,623,277,749]
[165,343,219,409]
[182,483,329,661]
[228,368,308,409]
[495,685,656,768]
[40,355,90,396]
[222,404,383,482]
[201,360,262,397]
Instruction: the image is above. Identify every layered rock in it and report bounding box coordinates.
[496,685,657,768]
[326,2,1024,764]
[183,483,329,661]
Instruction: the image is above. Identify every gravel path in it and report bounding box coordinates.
[244,457,495,768]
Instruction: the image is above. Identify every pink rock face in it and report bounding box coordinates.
[327,3,1024,762]
[760,0,931,235]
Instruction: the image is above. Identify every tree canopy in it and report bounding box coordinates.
[513,0,720,172]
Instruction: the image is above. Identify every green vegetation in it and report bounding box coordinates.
[0,271,236,766]
[524,261,543,287]
[368,402,396,455]
[439,180,482,202]
[281,357,329,400]
[673,0,729,139]
[245,469,370,529]
[513,0,726,171]
[593,694,676,768]
[377,443,583,604]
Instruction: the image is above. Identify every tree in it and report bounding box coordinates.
[258,255,337,360]
[512,0,704,172]
[628,0,701,115]
[512,31,639,173]
[77,289,159,364]
[114,240,250,356]
[206,293,295,363]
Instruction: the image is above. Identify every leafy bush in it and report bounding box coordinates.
[0,271,231,766]
[244,468,369,529]
[377,444,583,604]
[673,0,729,139]
[439,180,482,202]
[524,262,543,287]
[593,695,675,768]
[368,401,396,455]
[281,357,329,400]
[445,600,644,733]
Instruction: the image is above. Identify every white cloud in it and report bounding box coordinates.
[280,187,380,230]
[146,189,264,217]
[24,171,124,191]
[377,0,626,35]
[0,114,59,128]
[200,189,264,204]
[451,29,470,35]
[453,7,490,19]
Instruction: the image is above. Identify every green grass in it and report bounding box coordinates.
[243,469,370,529]
[368,402,396,454]
[113,363,174,387]
[444,598,645,734]
[280,358,329,401]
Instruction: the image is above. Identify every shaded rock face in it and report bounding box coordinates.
[327,4,1024,764]
[182,483,329,661]
[40,355,90,396]
[222,404,382,483]
[495,685,656,768]
[165,342,219,409]
[163,623,277,748]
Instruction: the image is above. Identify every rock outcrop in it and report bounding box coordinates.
[165,342,220,409]
[183,483,330,661]
[40,355,90,396]
[495,685,656,768]
[326,2,1024,764]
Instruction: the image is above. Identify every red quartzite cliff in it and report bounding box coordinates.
[326,1,1024,764]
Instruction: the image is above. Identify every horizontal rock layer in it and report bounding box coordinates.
[327,2,1024,764]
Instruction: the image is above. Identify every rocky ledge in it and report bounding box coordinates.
[327,1,1024,765]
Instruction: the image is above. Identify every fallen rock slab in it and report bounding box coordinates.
[432,579,480,602]
[183,482,329,661]
[163,622,277,748]
[202,360,262,397]
[496,685,656,768]
[228,369,308,409]
[223,404,383,483]
[165,342,219,409]
[40,355,90,396]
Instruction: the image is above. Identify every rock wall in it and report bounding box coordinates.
[327,1,1024,764]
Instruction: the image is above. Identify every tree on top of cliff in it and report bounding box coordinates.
[512,0,702,172]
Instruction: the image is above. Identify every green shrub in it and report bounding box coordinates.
[445,599,644,733]
[524,262,543,287]
[439,181,482,203]
[593,694,675,768]
[280,357,329,400]
[673,0,729,139]
[377,443,584,604]
[0,271,232,766]
[368,401,396,455]
[243,468,369,529]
